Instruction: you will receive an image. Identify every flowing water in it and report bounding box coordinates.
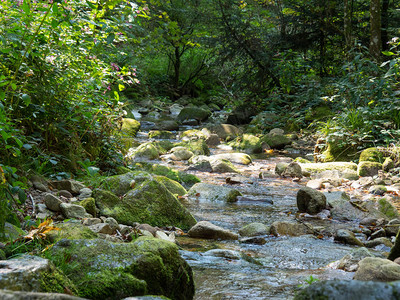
[134,123,357,300]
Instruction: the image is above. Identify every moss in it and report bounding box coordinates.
[132,142,160,160]
[0,222,26,242]
[294,157,312,164]
[79,197,96,217]
[177,140,210,156]
[153,140,174,154]
[115,166,131,175]
[321,141,358,162]
[47,222,98,243]
[101,171,152,196]
[227,134,262,154]
[378,198,399,219]
[148,130,175,139]
[261,133,291,150]
[180,129,207,140]
[47,237,194,300]
[179,173,201,185]
[154,176,187,196]
[359,147,384,163]
[304,104,333,122]
[121,137,140,154]
[39,263,78,295]
[121,118,141,137]
[358,161,382,177]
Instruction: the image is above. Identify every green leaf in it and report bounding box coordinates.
[51,19,59,28]
[382,51,395,56]
[23,144,32,150]
[22,0,30,14]
[106,33,115,44]
[49,159,58,165]
[21,94,31,105]
[13,137,23,148]
[11,82,17,90]
[113,91,119,101]
[118,84,125,91]
[18,189,27,204]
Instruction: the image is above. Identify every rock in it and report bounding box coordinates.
[354,257,400,281]
[296,187,327,214]
[82,218,102,226]
[44,193,63,212]
[60,203,88,219]
[177,106,211,122]
[299,162,357,176]
[337,247,376,272]
[154,176,187,196]
[89,223,114,235]
[385,219,400,236]
[50,180,86,195]
[105,217,120,232]
[383,157,395,172]
[119,225,131,235]
[58,190,73,199]
[388,229,400,260]
[188,221,238,240]
[227,134,262,154]
[238,222,270,237]
[306,179,323,189]
[121,118,140,137]
[203,249,241,260]
[358,161,383,177]
[101,171,153,196]
[330,200,388,222]
[148,130,175,139]
[47,237,194,300]
[168,148,194,161]
[294,280,400,300]
[0,254,77,294]
[180,129,207,141]
[156,120,179,131]
[0,290,84,299]
[239,236,266,245]
[324,191,350,208]
[270,221,313,236]
[78,188,92,200]
[155,231,175,243]
[226,106,256,125]
[359,147,384,163]
[212,153,252,165]
[208,124,243,141]
[369,185,387,195]
[334,229,364,246]
[205,134,220,146]
[275,162,289,176]
[210,159,240,173]
[188,183,242,202]
[46,222,98,242]
[261,132,291,150]
[137,224,158,236]
[187,160,213,172]
[178,139,210,156]
[94,180,197,230]
[378,198,400,219]
[169,103,183,116]
[365,237,393,248]
[30,175,49,192]
[1,222,26,242]
[130,142,160,161]
[352,176,374,189]
[79,197,96,217]
[282,162,303,178]
[371,228,386,239]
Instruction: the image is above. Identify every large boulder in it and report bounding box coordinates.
[129,142,160,161]
[261,132,291,150]
[294,280,400,300]
[238,223,270,237]
[359,147,384,163]
[47,237,195,300]
[331,200,388,222]
[296,187,327,214]
[101,171,153,196]
[298,162,358,178]
[188,221,238,240]
[177,107,211,122]
[148,130,175,140]
[358,161,382,177]
[0,255,77,295]
[188,183,242,203]
[227,134,263,154]
[93,180,197,230]
[354,257,400,281]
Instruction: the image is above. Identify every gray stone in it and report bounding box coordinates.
[294,280,400,300]
[354,257,400,281]
[50,180,85,195]
[296,187,327,214]
[205,134,220,146]
[60,203,88,219]
[57,190,73,199]
[365,237,393,248]
[270,221,313,237]
[188,183,242,202]
[306,179,323,189]
[239,236,266,245]
[210,159,240,173]
[187,160,213,172]
[88,223,114,235]
[188,221,238,240]
[325,191,350,208]
[238,222,269,237]
[0,290,84,300]
[371,228,386,239]
[105,217,120,232]
[44,193,63,212]
[334,229,364,246]
[209,124,243,141]
[82,218,102,226]
[275,162,289,176]
[282,162,303,178]
[156,120,179,131]
[203,249,241,260]
[337,247,376,272]
[385,219,400,236]
[78,188,92,200]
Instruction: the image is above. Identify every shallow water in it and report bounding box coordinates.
[135,129,358,299]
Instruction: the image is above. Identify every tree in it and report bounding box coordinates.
[369,0,382,60]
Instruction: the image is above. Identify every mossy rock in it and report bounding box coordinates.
[261,133,291,150]
[131,142,160,160]
[101,171,153,196]
[0,249,5,260]
[304,104,333,122]
[47,221,98,243]
[153,140,174,154]
[227,134,262,154]
[79,197,97,217]
[321,141,358,162]
[0,222,26,242]
[177,140,210,156]
[121,137,141,154]
[359,147,384,163]
[294,157,312,164]
[94,180,197,230]
[181,129,207,140]
[383,157,395,172]
[47,237,194,300]
[358,161,382,177]
[378,198,400,219]
[154,176,187,196]
[148,130,175,140]
[115,166,132,175]
[177,107,211,122]
[121,118,141,137]
[39,262,79,295]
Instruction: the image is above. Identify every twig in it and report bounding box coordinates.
[28,194,35,216]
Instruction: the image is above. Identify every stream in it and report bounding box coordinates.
[134,119,358,299]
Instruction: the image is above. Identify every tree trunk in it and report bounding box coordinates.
[381,0,389,51]
[369,0,382,61]
[173,46,181,93]
[344,0,352,52]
